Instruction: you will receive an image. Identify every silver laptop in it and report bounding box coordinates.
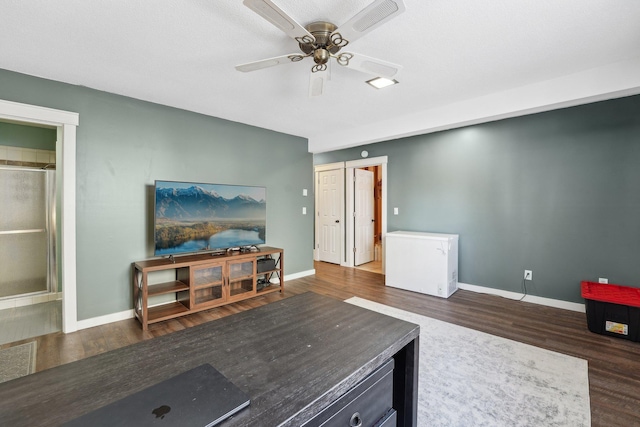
[63,364,250,427]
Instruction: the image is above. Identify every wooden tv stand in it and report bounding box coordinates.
[133,247,283,330]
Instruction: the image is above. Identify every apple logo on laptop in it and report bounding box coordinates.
[152,405,171,419]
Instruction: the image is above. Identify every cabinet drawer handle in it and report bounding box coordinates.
[349,412,363,427]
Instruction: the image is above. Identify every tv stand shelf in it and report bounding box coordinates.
[133,247,283,330]
[148,281,189,296]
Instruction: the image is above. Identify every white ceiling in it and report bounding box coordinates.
[1,0,639,153]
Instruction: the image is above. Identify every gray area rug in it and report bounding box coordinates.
[0,341,37,384]
[345,297,591,427]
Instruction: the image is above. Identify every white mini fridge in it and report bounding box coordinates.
[385,231,459,298]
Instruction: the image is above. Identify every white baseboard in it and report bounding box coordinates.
[76,309,135,331]
[74,268,318,331]
[457,282,585,313]
[284,269,315,281]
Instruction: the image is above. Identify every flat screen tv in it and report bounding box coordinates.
[154,180,266,256]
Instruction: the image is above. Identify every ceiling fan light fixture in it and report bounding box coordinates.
[366,77,398,89]
[313,48,330,65]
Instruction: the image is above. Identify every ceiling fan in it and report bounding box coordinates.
[236,0,406,96]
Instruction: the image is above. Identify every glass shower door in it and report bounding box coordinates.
[0,167,52,299]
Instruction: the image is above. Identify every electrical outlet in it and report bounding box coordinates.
[524,270,532,280]
[599,277,608,284]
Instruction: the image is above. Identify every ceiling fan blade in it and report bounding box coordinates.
[236,54,304,72]
[339,53,402,78]
[243,0,315,43]
[309,69,328,97]
[334,0,406,44]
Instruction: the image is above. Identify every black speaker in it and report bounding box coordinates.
[257,258,276,273]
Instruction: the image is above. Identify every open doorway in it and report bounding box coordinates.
[0,122,60,344]
[353,165,382,274]
[314,156,387,274]
[0,99,79,335]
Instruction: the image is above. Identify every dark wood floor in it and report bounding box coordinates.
[5,262,640,426]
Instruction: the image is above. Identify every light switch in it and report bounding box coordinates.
[394,207,399,215]
[303,189,308,196]
[302,207,307,215]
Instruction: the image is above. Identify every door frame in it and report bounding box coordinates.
[314,156,388,271]
[0,99,79,333]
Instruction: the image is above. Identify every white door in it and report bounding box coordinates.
[354,169,374,266]
[317,169,342,264]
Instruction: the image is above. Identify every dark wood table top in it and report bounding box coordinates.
[0,292,419,426]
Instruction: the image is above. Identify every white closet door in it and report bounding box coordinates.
[317,169,342,264]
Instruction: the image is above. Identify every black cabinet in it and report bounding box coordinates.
[305,359,396,427]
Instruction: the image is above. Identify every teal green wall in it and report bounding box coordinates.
[0,121,56,150]
[0,68,314,321]
[315,95,640,303]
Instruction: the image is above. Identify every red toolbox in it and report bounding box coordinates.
[581,281,640,341]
